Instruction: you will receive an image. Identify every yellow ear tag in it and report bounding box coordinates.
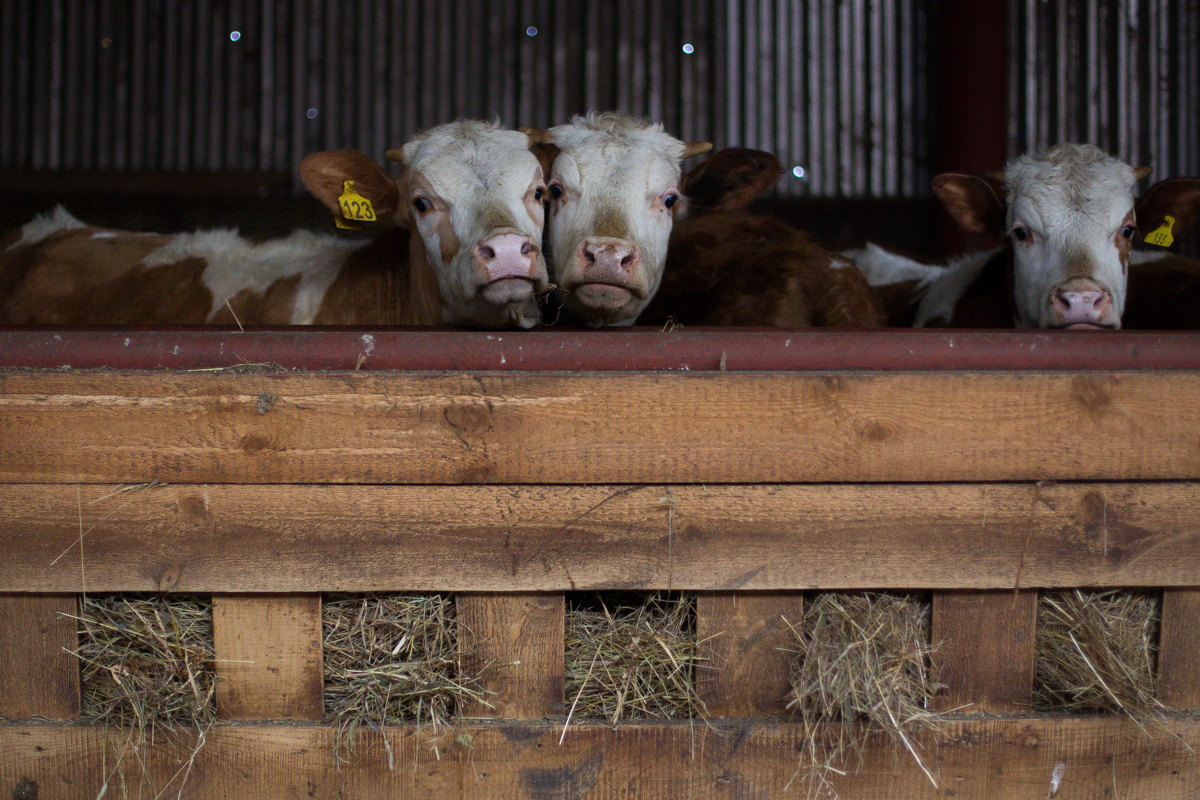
[335,179,376,229]
[1144,214,1175,248]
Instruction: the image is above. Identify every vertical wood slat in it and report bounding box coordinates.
[0,593,81,719]
[931,590,1037,713]
[212,594,324,720]
[696,592,804,718]
[457,593,564,719]
[1158,587,1200,709]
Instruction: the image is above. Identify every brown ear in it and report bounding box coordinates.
[529,141,561,179]
[932,172,1008,235]
[299,150,403,226]
[681,148,784,212]
[1136,177,1200,242]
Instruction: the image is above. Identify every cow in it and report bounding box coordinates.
[0,120,550,328]
[638,148,883,327]
[539,112,712,327]
[847,144,1200,329]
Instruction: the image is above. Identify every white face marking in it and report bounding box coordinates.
[545,113,687,326]
[7,206,87,250]
[1003,144,1139,328]
[400,121,549,329]
[143,228,359,324]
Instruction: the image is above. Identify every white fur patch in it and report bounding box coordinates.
[91,232,117,239]
[914,250,1000,326]
[7,206,88,250]
[1130,250,1170,266]
[143,228,361,324]
[842,243,940,285]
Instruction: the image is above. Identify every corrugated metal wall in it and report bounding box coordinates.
[1010,0,1200,179]
[0,0,934,198]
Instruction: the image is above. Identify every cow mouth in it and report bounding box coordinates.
[569,282,637,309]
[479,276,536,305]
[1056,322,1117,331]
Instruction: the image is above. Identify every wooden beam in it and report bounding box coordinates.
[932,591,1037,713]
[0,594,80,719]
[456,593,565,719]
[2,371,1199,484]
[696,592,804,717]
[1,718,1197,799]
[1159,588,1200,709]
[212,594,324,720]
[2,482,1198,593]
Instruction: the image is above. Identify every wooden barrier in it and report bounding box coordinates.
[1,330,1198,799]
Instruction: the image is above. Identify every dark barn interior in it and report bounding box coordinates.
[2,0,1196,260]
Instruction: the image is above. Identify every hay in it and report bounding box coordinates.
[786,592,943,797]
[322,593,488,763]
[564,592,705,725]
[1034,589,1163,718]
[74,593,217,736]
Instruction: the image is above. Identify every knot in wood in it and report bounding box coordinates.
[444,402,494,435]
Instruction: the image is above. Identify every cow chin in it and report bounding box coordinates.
[564,283,645,326]
[480,276,537,306]
[447,292,542,329]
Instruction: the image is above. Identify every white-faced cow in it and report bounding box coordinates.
[848,144,1200,329]
[0,120,550,328]
[540,112,712,327]
[638,148,883,328]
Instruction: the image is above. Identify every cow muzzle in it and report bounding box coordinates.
[473,233,545,305]
[1047,277,1118,329]
[568,239,643,310]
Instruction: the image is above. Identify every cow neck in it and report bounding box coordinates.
[404,226,447,325]
[945,245,1017,328]
[313,228,444,325]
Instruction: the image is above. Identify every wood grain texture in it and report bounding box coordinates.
[1,718,1197,799]
[457,593,564,719]
[1,371,1199,484]
[212,594,323,720]
[696,592,804,717]
[0,594,80,719]
[1159,587,1200,709]
[932,590,1037,713]
[2,482,1198,593]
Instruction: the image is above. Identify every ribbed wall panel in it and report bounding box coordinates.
[1010,0,1200,178]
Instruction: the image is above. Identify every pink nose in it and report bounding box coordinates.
[473,234,537,281]
[1052,286,1111,325]
[580,241,640,282]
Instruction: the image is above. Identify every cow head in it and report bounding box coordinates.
[934,144,1152,330]
[543,113,711,327]
[300,121,551,329]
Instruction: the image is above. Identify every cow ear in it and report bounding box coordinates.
[1136,177,1200,242]
[299,150,403,226]
[932,173,1008,235]
[681,148,784,212]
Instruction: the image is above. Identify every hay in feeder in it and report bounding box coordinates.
[1034,589,1162,719]
[322,593,488,763]
[564,592,705,725]
[786,592,943,798]
[73,593,217,736]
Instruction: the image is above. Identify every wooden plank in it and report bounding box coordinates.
[1,718,1197,799]
[0,594,80,719]
[1159,587,1200,709]
[456,593,564,719]
[932,590,1037,713]
[2,482,1198,593]
[1,371,1199,484]
[212,594,323,720]
[696,592,804,717]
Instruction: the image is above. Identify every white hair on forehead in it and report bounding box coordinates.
[549,112,687,162]
[399,119,532,168]
[1005,143,1137,209]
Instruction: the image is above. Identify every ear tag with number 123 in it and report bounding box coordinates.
[335,180,376,230]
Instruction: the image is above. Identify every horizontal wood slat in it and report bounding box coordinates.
[2,371,1199,484]
[2,482,1197,593]
[1,718,1196,799]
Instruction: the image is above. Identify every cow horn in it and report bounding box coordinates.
[984,171,1006,185]
[1132,166,1153,181]
[385,147,406,164]
[520,126,552,145]
[682,141,713,159]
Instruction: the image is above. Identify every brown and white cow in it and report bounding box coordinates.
[541,112,712,326]
[0,120,550,328]
[638,148,883,327]
[848,144,1200,329]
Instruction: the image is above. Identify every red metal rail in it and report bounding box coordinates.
[2,327,1200,372]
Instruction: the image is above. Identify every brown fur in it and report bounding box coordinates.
[1123,253,1200,330]
[312,229,443,325]
[639,210,883,328]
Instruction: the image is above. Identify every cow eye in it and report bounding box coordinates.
[413,197,431,213]
[1011,226,1030,242]
[1120,225,1136,240]
[664,193,678,209]
[549,183,564,200]
[534,186,545,202]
